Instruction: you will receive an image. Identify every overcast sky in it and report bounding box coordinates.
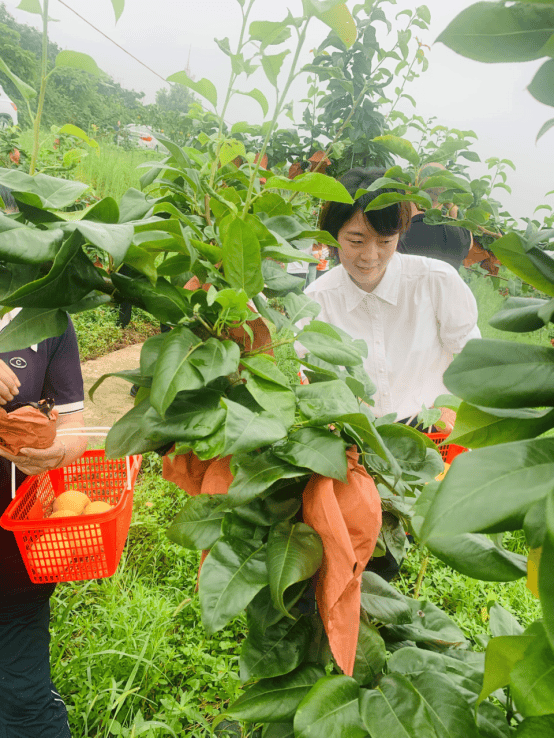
[5,0,554,223]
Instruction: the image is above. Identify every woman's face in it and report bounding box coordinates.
[337,209,399,292]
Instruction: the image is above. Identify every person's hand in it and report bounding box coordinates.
[0,358,20,406]
[1,439,65,476]
[437,407,456,434]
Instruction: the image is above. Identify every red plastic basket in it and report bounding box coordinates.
[425,432,468,464]
[0,450,142,584]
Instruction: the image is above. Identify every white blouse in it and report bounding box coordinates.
[300,252,481,420]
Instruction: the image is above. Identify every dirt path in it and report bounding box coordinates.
[81,342,143,432]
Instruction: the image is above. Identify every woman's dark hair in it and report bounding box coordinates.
[320,167,412,259]
[0,185,17,213]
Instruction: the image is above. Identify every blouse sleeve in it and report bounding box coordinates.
[42,317,85,417]
[429,262,481,354]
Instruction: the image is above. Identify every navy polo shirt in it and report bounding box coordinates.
[0,312,84,605]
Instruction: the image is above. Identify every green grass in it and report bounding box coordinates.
[72,305,159,362]
[73,145,154,202]
[52,462,247,739]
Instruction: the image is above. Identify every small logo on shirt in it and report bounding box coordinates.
[9,357,27,369]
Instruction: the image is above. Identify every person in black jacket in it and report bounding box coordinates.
[398,163,473,270]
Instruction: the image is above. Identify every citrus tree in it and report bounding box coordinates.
[0,0,551,736]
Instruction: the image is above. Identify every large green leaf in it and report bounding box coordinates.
[303,1,358,48]
[272,427,348,482]
[61,221,134,263]
[222,400,288,455]
[0,170,88,209]
[244,374,296,428]
[87,369,151,401]
[360,672,479,738]
[382,598,467,648]
[0,307,67,351]
[240,615,312,681]
[477,634,535,705]
[226,663,325,722]
[199,536,268,635]
[222,217,264,298]
[56,50,103,76]
[267,521,322,617]
[282,292,321,325]
[239,354,291,388]
[294,380,359,424]
[264,173,354,203]
[436,2,554,63]
[421,438,554,540]
[489,296,552,333]
[446,403,554,448]
[372,135,420,166]
[443,339,554,408]
[188,339,240,385]
[167,71,217,107]
[427,533,527,582]
[226,450,304,507]
[490,602,524,637]
[261,50,291,87]
[246,582,308,633]
[105,399,162,458]
[516,715,554,738]
[144,390,226,444]
[150,327,204,417]
[510,624,554,717]
[491,232,554,297]
[235,485,304,528]
[111,273,191,324]
[249,20,292,49]
[294,676,366,738]
[297,323,363,366]
[360,572,413,625]
[234,88,269,117]
[0,54,36,101]
[353,617,387,686]
[166,495,225,550]
[539,530,554,651]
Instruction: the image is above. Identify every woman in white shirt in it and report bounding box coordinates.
[304,168,481,431]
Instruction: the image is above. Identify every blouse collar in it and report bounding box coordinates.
[342,252,402,312]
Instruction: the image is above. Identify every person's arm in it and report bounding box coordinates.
[2,411,87,476]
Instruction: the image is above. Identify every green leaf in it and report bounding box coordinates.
[282,292,321,325]
[443,339,554,408]
[219,139,246,168]
[64,221,134,263]
[222,217,264,298]
[360,672,479,738]
[353,618,387,686]
[447,403,554,449]
[539,531,554,651]
[364,191,433,212]
[511,624,554,717]
[360,572,413,625]
[55,50,103,77]
[272,427,348,482]
[0,170,88,209]
[105,398,162,458]
[297,324,363,366]
[516,715,554,738]
[421,438,554,539]
[87,369,150,401]
[490,602,524,637]
[491,232,554,298]
[304,1,358,48]
[267,521,322,617]
[222,399,288,455]
[144,390,226,444]
[244,374,296,428]
[110,0,124,22]
[0,307,67,351]
[199,536,268,635]
[166,495,224,550]
[249,20,292,49]
[234,88,269,117]
[264,173,354,203]
[17,0,42,13]
[477,634,534,705]
[489,296,551,332]
[188,339,240,385]
[167,71,217,107]
[240,354,291,388]
[261,50,290,87]
[58,124,99,149]
[536,117,554,143]
[240,615,312,681]
[294,676,366,738]
[529,58,554,107]
[111,273,191,325]
[226,663,325,722]
[436,2,554,62]
[0,226,63,264]
[0,54,37,100]
[150,328,203,417]
[383,597,467,648]
[295,380,359,424]
[226,450,304,507]
[372,135,420,166]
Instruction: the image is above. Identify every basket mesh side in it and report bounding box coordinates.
[62,454,127,506]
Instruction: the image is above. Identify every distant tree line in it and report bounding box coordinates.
[0,3,196,135]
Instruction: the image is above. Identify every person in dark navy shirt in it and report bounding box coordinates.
[0,309,87,738]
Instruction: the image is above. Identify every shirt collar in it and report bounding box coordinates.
[0,308,38,352]
[342,252,402,311]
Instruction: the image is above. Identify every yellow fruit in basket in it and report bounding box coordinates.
[435,462,451,482]
[49,509,78,519]
[29,531,72,574]
[53,490,90,515]
[84,501,112,515]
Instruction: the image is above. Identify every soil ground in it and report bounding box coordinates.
[81,342,143,432]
